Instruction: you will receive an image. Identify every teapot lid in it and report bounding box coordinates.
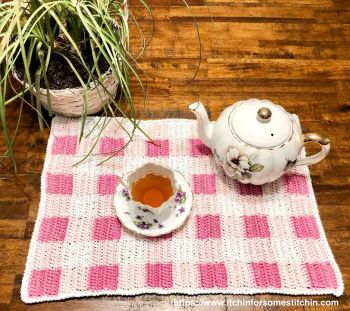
[229,99,293,149]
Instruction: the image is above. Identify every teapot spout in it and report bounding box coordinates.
[189,101,214,148]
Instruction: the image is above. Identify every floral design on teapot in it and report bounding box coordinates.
[215,147,264,180]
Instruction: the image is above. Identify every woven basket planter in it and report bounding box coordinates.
[40,72,118,117]
[14,70,119,117]
[13,1,128,118]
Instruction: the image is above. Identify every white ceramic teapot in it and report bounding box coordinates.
[189,99,330,185]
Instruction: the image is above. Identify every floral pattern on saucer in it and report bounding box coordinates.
[122,186,187,230]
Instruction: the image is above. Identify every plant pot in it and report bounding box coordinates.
[13,70,119,117]
[12,0,128,118]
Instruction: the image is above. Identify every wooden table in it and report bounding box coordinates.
[0,0,349,310]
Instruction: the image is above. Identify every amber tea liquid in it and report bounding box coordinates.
[131,173,174,208]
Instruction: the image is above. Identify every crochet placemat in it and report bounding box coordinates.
[21,116,343,303]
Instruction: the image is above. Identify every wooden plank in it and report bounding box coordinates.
[207,58,350,80]
[335,81,350,105]
[129,21,350,59]
[0,240,29,275]
[0,275,15,304]
[206,0,332,8]
[170,6,315,20]
[206,22,350,42]
[0,220,26,239]
[315,9,350,23]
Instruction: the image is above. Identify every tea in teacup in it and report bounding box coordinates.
[120,163,177,215]
[131,173,173,208]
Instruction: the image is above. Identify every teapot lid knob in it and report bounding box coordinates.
[257,107,272,122]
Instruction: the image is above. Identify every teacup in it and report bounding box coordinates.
[119,163,178,215]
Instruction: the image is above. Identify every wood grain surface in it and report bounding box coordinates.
[0,0,349,310]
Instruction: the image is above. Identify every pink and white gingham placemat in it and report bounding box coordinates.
[21,116,343,303]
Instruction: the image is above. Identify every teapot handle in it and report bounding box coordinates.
[295,133,330,166]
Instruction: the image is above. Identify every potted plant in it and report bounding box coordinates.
[0,0,151,169]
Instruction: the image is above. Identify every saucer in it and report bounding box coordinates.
[114,171,193,237]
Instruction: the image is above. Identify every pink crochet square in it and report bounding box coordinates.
[97,175,119,195]
[38,217,69,242]
[292,216,320,239]
[305,262,337,289]
[88,265,119,290]
[239,183,263,196]
[146,263,173,288]
[93,217,122,241]
[46,173,73,195]
[28,269,61,297]
[196,215,221,239]
[251,262,281,288]
[284,174,308,195]
[190,139,212,156]
[199,263,228,288]
[193,174,216,194]
[99,138,125,156]
[243,215,270,238]
[52,136,77,155]
[146,139,170,157]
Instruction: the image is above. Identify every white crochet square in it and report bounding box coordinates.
[172,239,199,263]
[72,157,101,175]
[222,238,246,262]
[216,194,244,216]
[188,157,217,175]
[168,156,192,174]
[263,199,292,217]
[59,266,90,293]
[117,237,148,265]
[62,242,93,268]
[91,240,121,266]
[123,156,147,173]
[70,195,99,218]
[168,120,197,139]
[271,239,303,264]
